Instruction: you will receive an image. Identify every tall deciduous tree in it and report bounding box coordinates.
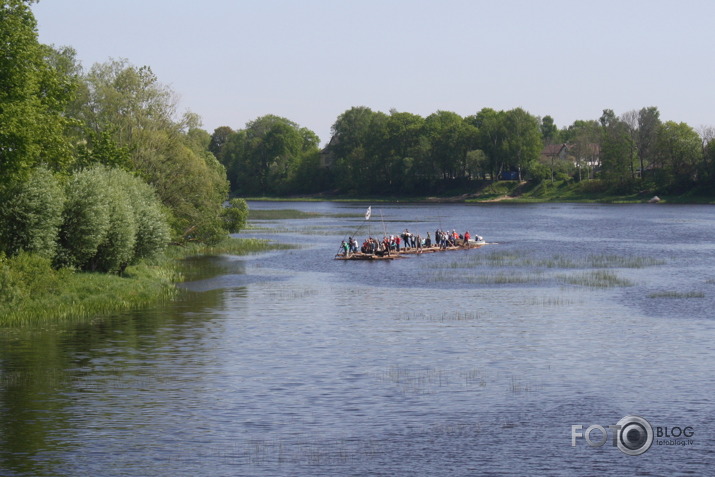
[0,1,76,183]
[423,111,476,180]
[567,120,600,181]
[221,115,319,195]
[468,108,507,179]
[70,59,229,242]
[599,109,634,187]
[209,126,234,160]
[637,106,661,181]
[329,107,381,193]
[503,108,543,180]
[540,115,559,144]
[656,121,702,191]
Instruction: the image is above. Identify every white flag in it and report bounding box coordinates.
[365,206,371,220]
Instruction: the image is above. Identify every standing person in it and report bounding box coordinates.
[464,230,471,246]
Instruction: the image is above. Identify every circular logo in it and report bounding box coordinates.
[616,415,653,456]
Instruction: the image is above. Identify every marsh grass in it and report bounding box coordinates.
[249,209,323,220]
[1,237,293,327]
[509,376,537,393]
[376,365,450,394]
[523,296,581,306]
[263,287,319,300]
[396,311,482,322]
[429,270,545,285]
[463,369,487,387]
[647,291,705,299]
[0,262,180,326]
[558,270,633,288]
[167,237,294,258]
[430,251,659,289]
[436,251,665,270]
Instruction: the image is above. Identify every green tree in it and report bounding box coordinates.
[423,111,475,180]
[383,111,425,191]
[74,129,132,170]
[655,121,702,191]
[0,1,76,183]
[467,108,507,179]
[209,126,234,160]
[599,109,634,187]
[71,59,229,242]
[329,107,381,193]
[565,120,600,181]
[637,106,661,182]
[503,108,543,180]
[540,115,559,144]
[702,137,715,192]
[223,198,249,234]
[221,115,319,195]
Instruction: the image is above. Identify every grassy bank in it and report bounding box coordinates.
[0,237,286,327]
[467,180,713,203]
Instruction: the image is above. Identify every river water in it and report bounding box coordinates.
[1,201,714,476]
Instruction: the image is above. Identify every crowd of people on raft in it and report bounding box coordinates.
[339,229,481,257]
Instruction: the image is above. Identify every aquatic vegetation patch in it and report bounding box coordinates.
[429,270,545,285]
[263,287,320,300]
[558,270,633,288]
[522,296,581,307]
[437,251,665,270]
[462,369,487,387]
[509,375,537,393]
[647,291,705,299]
[586,255,666,268]
[375,365,451,394]
[167,237,294,258]
[395,310,482,322]
[0,259,179,326]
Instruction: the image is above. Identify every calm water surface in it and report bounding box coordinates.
[1,202,714,476]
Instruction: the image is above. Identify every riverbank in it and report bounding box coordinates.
[244,179,715,204]
[0,237,289,327]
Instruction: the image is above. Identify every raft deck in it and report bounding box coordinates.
[335,241,490,260]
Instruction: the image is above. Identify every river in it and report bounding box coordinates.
[1,201,713,476]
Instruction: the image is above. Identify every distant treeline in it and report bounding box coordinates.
[212,106,715,197]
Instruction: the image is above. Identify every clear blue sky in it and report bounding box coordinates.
[33,0,715,146]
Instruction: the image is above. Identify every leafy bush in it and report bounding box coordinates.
[0,252,60,306]
[223,198,249,233]
[55,166,170,272]
[55,167,111,269]
[89,175,137,272]
[0,167,65,259]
